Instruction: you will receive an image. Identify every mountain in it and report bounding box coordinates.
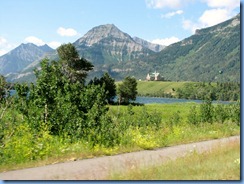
[142,13,240,82]
[0,43,54,75]
[133,37,165,52]
[4,14,240,83]
[73,24,154,65]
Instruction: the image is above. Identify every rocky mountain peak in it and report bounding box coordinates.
[74,24,134,46]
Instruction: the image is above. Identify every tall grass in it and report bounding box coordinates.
[109,139,240,180]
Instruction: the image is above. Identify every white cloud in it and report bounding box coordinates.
[161,10,183,18]
[199,8,231,27]
[202,0,240,10]
[57,27,78,37]
[182,19,201,33]
[145,0,182,9]
[145,0,194,9]
[151,36,180,46]
[24,36,45,46]
[0,36,16,56]
[48,41,62,49]
[0,37,7,45]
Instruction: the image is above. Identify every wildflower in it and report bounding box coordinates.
[234,158,240,165]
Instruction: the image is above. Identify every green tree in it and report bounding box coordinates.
[117,76,138,104]
[0,75,7,102]
[89,73,116,104]
[57,43,94,84]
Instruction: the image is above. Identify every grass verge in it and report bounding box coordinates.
[109,138,240,180]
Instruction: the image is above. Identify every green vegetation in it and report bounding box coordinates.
[0,75,7,102]
[89,72,117,104]
[109,138,240,180]
[176,82,240,101]
[0,101,240,171]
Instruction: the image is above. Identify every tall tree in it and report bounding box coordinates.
[57,43,94,84]
[117,76,137,104]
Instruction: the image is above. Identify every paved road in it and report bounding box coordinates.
[0,135,240,180]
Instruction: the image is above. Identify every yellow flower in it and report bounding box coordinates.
[234,158,240,165]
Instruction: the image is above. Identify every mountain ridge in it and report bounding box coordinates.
[0,43,54,75]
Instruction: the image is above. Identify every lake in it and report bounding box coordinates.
[134,96,202,104]
[117,96,232,104]
[9,90,232,104]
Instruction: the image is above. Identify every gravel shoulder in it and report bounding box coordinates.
[0,135,240,180]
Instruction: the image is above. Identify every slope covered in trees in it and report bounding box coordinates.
[143,13,240,82]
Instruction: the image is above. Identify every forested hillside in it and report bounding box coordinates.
[143,13,240,82]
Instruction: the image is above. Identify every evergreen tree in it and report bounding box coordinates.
[57,43,94,84]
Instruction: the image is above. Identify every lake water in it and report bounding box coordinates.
[134,96,232,104]
[9,90,231,104]
[135,96,201,104]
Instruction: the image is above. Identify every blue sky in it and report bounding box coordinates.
[0,0,240,56]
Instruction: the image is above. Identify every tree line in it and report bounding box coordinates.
[176,82,240,101]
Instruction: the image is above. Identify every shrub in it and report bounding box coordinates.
[213,104,228,123]
[229,101,240,126]
[199,99,214,123]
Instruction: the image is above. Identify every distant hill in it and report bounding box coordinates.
[143,13,240,82]
[0,43,54,75]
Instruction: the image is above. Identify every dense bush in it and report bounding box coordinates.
[187,100,240,126]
